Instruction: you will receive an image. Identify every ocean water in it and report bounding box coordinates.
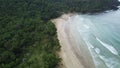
[69,8,120,68]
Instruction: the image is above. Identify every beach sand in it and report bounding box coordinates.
[52,14,95,68]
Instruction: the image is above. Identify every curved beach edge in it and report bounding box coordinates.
[51,14,95,68]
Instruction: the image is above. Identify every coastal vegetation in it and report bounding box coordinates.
[0,0,119,68]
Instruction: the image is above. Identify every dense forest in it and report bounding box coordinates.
[0,0,119,68]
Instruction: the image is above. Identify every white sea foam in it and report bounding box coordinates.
[89,43,94,49]
[99,55,120,68]
[96,38,118,55]
[83,24,90,29]
[86,42,108,68]
[95,48,101,54]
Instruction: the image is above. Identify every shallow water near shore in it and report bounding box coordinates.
[69,8,120,68]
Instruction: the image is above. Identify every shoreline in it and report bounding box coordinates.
[52,14,95,68]
[52,14,84,68]
[52,14,75,68]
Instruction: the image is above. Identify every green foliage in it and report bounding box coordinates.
[0,0,119,68]
[0,15,60,68]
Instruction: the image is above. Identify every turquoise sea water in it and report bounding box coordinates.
[70,8,120,68]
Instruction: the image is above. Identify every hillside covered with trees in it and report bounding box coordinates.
[0,0,119,68]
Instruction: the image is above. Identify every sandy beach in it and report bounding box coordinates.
[52,14,96,68]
